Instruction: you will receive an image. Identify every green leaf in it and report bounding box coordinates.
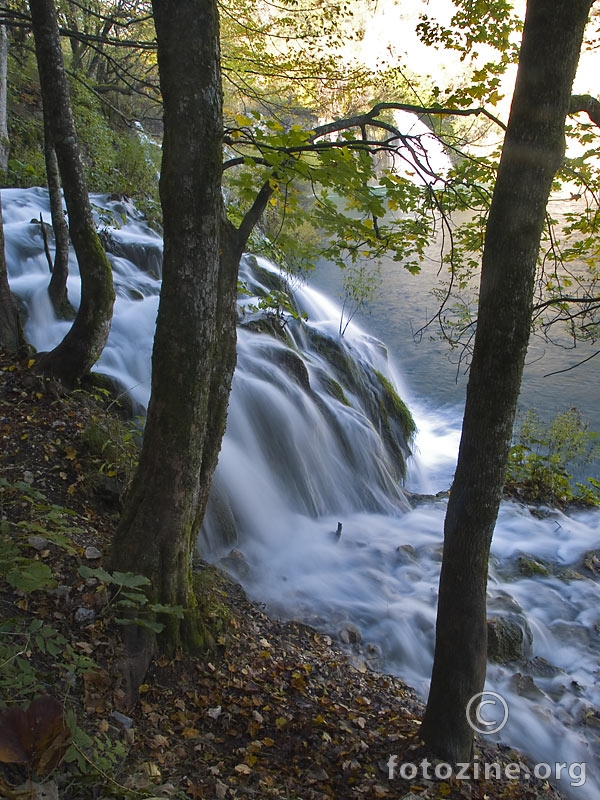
[115,617,165,633]
[78,565,114,583]
[6,561,56,593]
[150,603,185,618]
[111,571,151,588]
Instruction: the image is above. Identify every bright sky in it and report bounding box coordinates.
[356,0,598,111]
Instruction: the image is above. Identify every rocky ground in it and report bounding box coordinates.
[0,349,566,800]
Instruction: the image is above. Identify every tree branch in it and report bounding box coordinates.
[569,94,600,127]
[311,102,507,140]
[237,179,276,250]
[533,294,600,312]
[543,349,600,378]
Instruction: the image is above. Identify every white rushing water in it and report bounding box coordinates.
[3,187,599,798]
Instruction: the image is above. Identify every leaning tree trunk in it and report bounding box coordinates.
[110,0,240,684]
[420,0,593,764]
[29,0,114,387]
[44,117,71,316]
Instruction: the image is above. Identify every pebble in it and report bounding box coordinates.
[28,535,49,551]
[110,711,134,729]
[84,546,102,560]
[74,607,96,624]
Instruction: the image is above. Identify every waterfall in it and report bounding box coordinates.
[3,187,600,799]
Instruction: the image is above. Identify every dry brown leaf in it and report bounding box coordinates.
[0,696,70,776]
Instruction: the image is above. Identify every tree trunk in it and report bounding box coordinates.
[111,0,240,662]
[44,115,71,316]
[29,0,114,387]
[0,25,8,174]
[0,194,27,354]
[420,0,593,764]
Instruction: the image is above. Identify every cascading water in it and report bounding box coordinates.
[3,187,600,799]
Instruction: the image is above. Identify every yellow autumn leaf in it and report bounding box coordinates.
[234,114,253,127]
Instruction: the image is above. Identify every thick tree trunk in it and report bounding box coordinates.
[0,194,27,354]
[111,0,239,661]
[0,25,8,174]
[44,115,71,316]
[29,0,114,387]
[420,0,593,763]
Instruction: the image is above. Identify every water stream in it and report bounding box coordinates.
[3,187,599,798]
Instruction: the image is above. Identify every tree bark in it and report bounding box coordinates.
[110,0,239,660]
[29,0,114,387]
[43,114,71,316]
[0,25,8,174]
[0,194,27,354]
[420,0,593,764]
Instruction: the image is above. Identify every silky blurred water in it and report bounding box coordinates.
[3,187,599,798]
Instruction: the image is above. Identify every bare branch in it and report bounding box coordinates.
[311,102,507,140]
[543,349,600,378]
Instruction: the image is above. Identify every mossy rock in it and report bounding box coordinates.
[487,616,533,664]
[306,328,364,389]
[84,371,136,419]
[317,371,351,407]
[582,550,600,578]
[253,263,288,294]
[525,656,564,678]
[241,315,291,344]
[374,370,416,445]
[272,348,310,390]
[517,555,552,577]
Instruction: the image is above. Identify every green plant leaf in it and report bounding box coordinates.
[6,561,56,593]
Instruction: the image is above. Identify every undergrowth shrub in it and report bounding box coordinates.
[506,408,600,506]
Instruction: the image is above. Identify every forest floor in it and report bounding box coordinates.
[0,348,566,800]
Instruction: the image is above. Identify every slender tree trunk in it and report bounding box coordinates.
[111,0,239,668]
[0,25,8,174]
[29,0,114,387]
[43,114,71,316]
[420,0,593,764]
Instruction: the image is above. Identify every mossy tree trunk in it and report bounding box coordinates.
[110,0,243,661]
[420,0,593,764]
[29,0,114,386]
